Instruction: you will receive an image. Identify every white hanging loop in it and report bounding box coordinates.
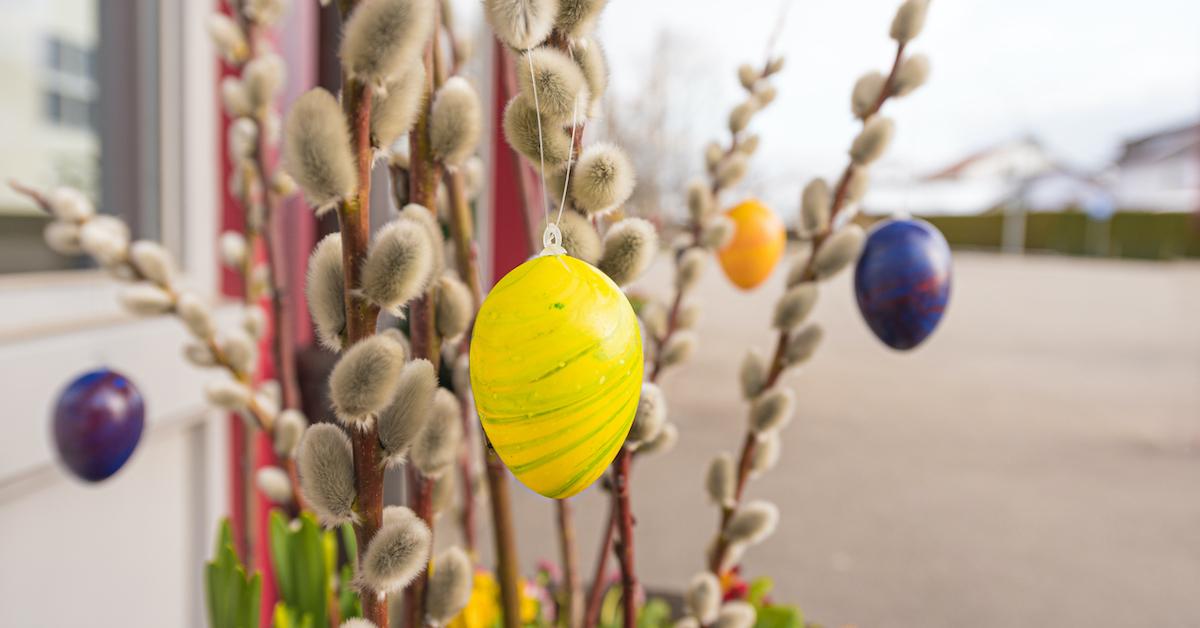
[540,223,565,256]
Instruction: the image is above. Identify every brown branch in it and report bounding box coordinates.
[582,480,617,628]
[403,473,435,628]
[611,449,637,628]
[557,499,583,628]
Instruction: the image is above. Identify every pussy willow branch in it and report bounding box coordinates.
[708,40,908,576]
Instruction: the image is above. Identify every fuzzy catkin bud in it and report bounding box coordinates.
[598,218,657,286]
[728,101,756,135]
[849,116,894,166]
[306,233,345,351]
[628,383,666,446]
[129,241,173,286]
[753,85,778,108]
[739,349,767,400]
[340,0,435,85]
[119,284,174,316]
[360,513,432,591]
[228,116,258,159]
[410,389,463,478]
[571,143,635,214]
[397,203,445,277]
[750,387,794,434]
[737,64,759,91]
[330,335,408,426]
[575,37,608,115]
[372,60,427,149]
[749,431,781,478]
[724,500,779,545]
[484,0,557,50]
[434,275,472,340]
[677,301,701,330]
[675,248,707,293]
[773,284,818,330]
[427,547,474,623]
[704,142,724,174]
[685,572,721,625]
[716,602,757,628]
[283,88,357,212]
[222,332,258,375]
[219,231,247,269]
[298,424,357,526]
[207,14,248,63]
[243,53,285,111]
[637,422,678,456]
[518,48,588,120]
[701,216,735,250]
[686,179,714,221]
[715,153,748,189]
[341,621,379,628]
[205,380,251,410]
[379,359,437,462]
[813,224,865,279]
[221,78,252,117]
[706,452,736,508]
[176,293,213,339]
[891,0,929,43]
[48,186,95,221]
[44,221,83,255]
[851,71,886,119]
[785,324,823,366]
[255,466,292,504]
[640,301,668,340]
[274,409,307,458]
[737,134,761,157]
[801,178,831,236]
[243,305,267,339]
[361,219,434,315]
[893,53,930,97]
[660,331,696,369]
[80,215,130,266]
[184,343,217,367]
[846,166,870,205]
[431,77,482,165]
[503,95,572,166]
[555,0,608,38]
[555,211,601,265]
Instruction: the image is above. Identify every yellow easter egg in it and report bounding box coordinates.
[717,198,786,290]
[470,253,643,499]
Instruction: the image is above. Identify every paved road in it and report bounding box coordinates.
[467,251,1200,628]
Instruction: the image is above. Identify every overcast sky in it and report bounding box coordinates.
[592,0,1200,182]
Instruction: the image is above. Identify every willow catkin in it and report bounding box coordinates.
[677,300,701,330]
[753,84,778,108]
[893,53,930,97]
[570,142,635,214]
[685,572,721,625]
[660,331,696,369]
[724,500,779,545]
[706,452,736,508]
[361,219,434,314]
[675,248,707,293]
[749,387,794,434]
[845,165,870,205]
[891,0,929,43]
[813,224,865,279]
[221,77,252,117]
[849,116,894,166]
[255,466,292,504]
[410,389,463,478]
[737,64,759,90]
[554,211,602,264]
[207,14,248,63]
[396,203,445,277]
[43,221,82,255]
[360,514,432,592]
[517,47,588,120]
[372,60,427,149]
[340,621,378,628]
[340,0,435,85]
[749,430,781,478]
[739,348,766,400]
[328,334,408,426]
[219,231,247,269]
[801,178,831,236]
[484,0,557,50]
[701,216,735,249]
[127,241,172,286]
[637,422,678,456]
[628,382,666,445]
[575,37,608,115]
[686,178,714,221]
[597,218,657,286]
[274,409,307,458]
[434,275,473,340]
[119,284,173,316]
[430,77,482,165]
[785,324,824,366]
[851,71,887,119]
[715,153,748,189]
[716,602,757,628]
[306,233,345,351]
[503,94,572,165]
[555,0,607,38]
[737,134,761,157]
[283,88,357,212]
[773,283,818,330]
[378,359,437,462]
[297,424,357,526]
[427,547,474,623]
[184,343,216,367]
[728,101,756,135]
[243,53,285,111]
[80,215,129,266]
[205,380,251,410]
[44,186,91,220]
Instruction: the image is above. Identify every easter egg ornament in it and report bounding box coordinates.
[52,368,145,482]
[717,198,786,290]
[854,218,952,350]
[470,226,643,499]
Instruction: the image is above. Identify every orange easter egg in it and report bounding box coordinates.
[717,198,786,290]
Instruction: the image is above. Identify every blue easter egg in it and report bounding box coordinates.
[53,368,145,482]
[854,219,951,350]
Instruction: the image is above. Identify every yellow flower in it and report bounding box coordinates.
[448,570,541,628]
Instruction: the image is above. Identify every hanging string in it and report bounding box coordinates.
[525,47,584,254]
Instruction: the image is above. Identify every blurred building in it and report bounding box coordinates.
[1109,122,1200,213]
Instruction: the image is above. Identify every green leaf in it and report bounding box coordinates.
[747,577,774,607]
[636,598,672,628]
[269,511,297,606]
[754,605,804,628]
[340,522,358,571]
[339,564,362,620]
